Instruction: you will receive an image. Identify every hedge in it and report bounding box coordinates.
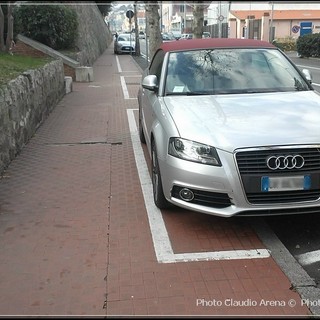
[296,33,320,58]
[14,5,78,50]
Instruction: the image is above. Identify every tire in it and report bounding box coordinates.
[138,108,146,144]
[151,141,170,209]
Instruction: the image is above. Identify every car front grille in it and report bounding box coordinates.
[236,148,320,175]
[122,46,134,52]
[171,185,233,208]
[235,147,320,204]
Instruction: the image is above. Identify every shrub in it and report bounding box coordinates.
[272,37,296,52]
[296,33,320,57]
[14,5,78,50]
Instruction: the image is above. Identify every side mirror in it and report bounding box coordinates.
[302,68,312,84]
[142,75,158,91]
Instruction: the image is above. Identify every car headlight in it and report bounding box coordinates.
[168,138,221,166]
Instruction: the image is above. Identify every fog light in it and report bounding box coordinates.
[179,188,194,202]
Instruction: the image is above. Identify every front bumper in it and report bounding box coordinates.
[159,149,320,217]
[118,46,135,53]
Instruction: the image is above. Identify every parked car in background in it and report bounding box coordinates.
[137,38,319,218]
[202,31,211,38]
[139,31,145,39]
[171,31,182,40]
[114,33,135,54]
[180,33,193,40]
[161,32,176,42]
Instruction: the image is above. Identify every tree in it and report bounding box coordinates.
[95,1,112,18]
[6,1,13,52]
[0,5,4,51]
[0,1,15,53]
[14,4,78,50]
[144,1,210,59]
[145,1,162,59]
[134,1,140,56]
[190,1,211,39]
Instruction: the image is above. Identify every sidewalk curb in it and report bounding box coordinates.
[252,218,320,315]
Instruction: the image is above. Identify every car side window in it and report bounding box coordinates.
[149,50,165,80]
[165,52,195,93]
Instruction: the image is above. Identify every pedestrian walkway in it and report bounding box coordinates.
[0,45,312,316]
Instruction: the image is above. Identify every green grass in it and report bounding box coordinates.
[0,53,53,87]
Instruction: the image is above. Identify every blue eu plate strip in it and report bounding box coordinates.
[261,176,269,192]
[261,175,311,192]
[304,175,311,190]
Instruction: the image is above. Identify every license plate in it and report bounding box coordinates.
[261,175,311,192]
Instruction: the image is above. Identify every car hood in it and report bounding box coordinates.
[163,91,320,152]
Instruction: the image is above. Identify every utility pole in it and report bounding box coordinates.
[160,1,162,33]
[269,1,274,42]
[184,1,186,33]
[218,1,222,38]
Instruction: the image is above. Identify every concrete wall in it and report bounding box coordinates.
[0,60,65,175]
[72,4,113,66]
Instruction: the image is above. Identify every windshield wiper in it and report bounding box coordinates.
[185,91,212,95]
[166,91,210,96]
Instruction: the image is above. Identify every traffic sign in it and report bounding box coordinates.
[218,15,224,22]
[126,10,134,19]
[292,25,300,33]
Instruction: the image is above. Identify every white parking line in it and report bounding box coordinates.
[296,65,320,71]
[117,55,140,99]
[120,76,130,99]
[126,108,270,263]
[116,55,122,73]
[126,109,175,263]
[296,249,320,266]
[120,76,139,100]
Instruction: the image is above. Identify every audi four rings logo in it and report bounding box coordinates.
[266,155,305,170]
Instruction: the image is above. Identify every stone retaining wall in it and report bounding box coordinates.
[0,59,65,175]
[0,4,112,175]
[72,4,113,66]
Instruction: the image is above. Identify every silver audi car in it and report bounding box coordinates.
[137,38,320,217]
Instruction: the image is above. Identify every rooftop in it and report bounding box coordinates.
[231,9,320,20]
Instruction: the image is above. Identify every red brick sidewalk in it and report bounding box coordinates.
[0,46,311,316]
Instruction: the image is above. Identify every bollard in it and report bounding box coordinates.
[64,76,73,94]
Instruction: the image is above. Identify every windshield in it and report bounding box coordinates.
[164,48,310,96]
[118,34,135,42]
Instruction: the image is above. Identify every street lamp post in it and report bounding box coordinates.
[218,1,222,38]
[184,1,186,33]
[269,1,274,42]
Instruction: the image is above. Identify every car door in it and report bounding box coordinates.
[140,49,166,146]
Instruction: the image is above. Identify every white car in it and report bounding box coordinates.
[114,33,135,54]
[137,38,320,217]
[202,32,211,38]
[139,31,145,39]
[180,33,193,40]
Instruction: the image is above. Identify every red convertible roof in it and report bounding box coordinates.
[160,38,275,52]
